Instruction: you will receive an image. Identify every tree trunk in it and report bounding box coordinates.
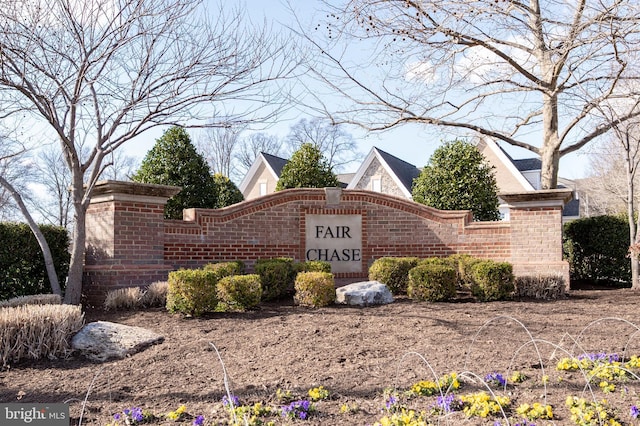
[0,176,62,296]
[626,154,640,290]
[63,172,88,305]
[540,92,560,189]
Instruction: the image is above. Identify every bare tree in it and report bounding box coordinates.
[30,145,74,229]
[285,117,361,172]
[580,140,635,217]
[235,132,284,173]
[0,136,62,296]
[304,0,640,189]
[198,125,245,179]
[0,0,297,304]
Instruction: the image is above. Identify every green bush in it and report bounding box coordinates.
[447,254,482,289]
[368,257,420,294]
[254,258,297,301]
[294,272,336,307]
[407,263,457,302]
[563,215,631,286]
[166,269,220,316]
[470,261,514,301]
[0,222,70,300]
[216,274,262,312]
[296,260,332,274]
[204,261,245,278]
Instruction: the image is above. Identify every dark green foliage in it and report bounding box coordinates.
[368,257,420,294]
[275,143,339,190]
[0,223,69,300]
[296,260,332,274]
[412,139,500,221]
[407,263,457,302]
[254,258,297,301]
[563,215,631,286]
[166,269,220,316]
[216,274,262,312]
[131,126,218,219]
[469,261,514,301]
[294,271,336,307]
[212,173,244,208]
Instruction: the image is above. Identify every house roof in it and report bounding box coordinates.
[512,158,542,172]
[238,152,288,195]
[346,147,421,198]
[261,152,288,176]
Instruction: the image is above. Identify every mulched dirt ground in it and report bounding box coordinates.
[2,288,640,425]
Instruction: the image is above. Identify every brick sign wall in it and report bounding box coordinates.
[83,181,572,303]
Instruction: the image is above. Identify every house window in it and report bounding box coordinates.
[259,182,267,196]
[372,177,381,192]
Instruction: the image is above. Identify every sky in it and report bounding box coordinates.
[121,0,591,181]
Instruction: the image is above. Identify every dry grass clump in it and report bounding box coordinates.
[140,281,168,307]
[0,293,62,308]
[0,304,84,366]
[514,275,566,300]
[104,282,168,311]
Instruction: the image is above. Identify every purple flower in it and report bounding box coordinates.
[485,372,506,388]
[222,395,240,407]
[193,415,205,426]
[113,413,121,421]
[436,394,457,413]
[385,395,398,410]
[631,405,640,419]
[281,399,313,420]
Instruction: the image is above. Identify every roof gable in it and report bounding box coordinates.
[238,152,287,194]
[347,147,421,198]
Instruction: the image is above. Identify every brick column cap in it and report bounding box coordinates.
[499,189,573,208]
[90,180,182,204]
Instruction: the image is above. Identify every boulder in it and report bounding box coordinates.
[71,321,164,362]
[335,281,394,306]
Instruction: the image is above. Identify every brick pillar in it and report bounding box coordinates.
[500,189,573,289]
[83,180,181,304]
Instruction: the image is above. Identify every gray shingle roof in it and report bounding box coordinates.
[261,152,288,176]
[374,148,422,193]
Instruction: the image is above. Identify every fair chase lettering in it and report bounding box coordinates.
[305,215,362,273]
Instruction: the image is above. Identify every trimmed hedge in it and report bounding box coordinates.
[203,261,245,277]
[166,269,220,316]
[470,261,514,301]
[296,260,332,274]
[254,258,297,301]
[563,215,631,286]
[294,272,336,307]
[0,223,70,300]
[407,263,457,302]
[216,274,262,312]
[368,257,420,294]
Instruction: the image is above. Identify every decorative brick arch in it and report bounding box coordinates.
[83,181,572,303]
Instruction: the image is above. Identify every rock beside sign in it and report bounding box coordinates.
[335,281,394,306]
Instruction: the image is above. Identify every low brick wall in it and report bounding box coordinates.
[83,181,572,303]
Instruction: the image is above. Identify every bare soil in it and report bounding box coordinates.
[2,288,640,425]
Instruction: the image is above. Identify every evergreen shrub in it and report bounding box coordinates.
[166,269,219,316]
[470,260,514,301]
[294,272,336,307]
[216,274,262,312]
[407,263,457,302]
[254,258,297,301]
[368,257,420,294]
